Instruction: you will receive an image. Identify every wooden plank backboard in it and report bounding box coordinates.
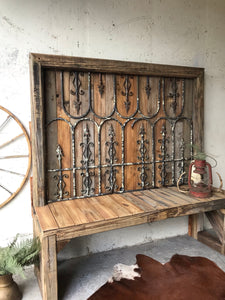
[30,54,204,207]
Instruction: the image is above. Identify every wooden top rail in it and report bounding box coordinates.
[34,187,225,241]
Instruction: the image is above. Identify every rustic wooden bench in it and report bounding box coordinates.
[30,54,225,299]
[33,187,225,300]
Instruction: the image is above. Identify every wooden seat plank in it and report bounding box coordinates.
[161,187,196,204]
[94,196,121,218]
[154,188,191,206]
[72,198,104,223]
[134,190,169,209]
[35,206,58,232]
[132,191,165,210]
[104,195,132,217]
[121,192,155,212]
[144,189,177,208]
[86,197,118,220]
[168,186,203,202]
[62,200,92,225]
[110,194,144,214]
[100,195,132,217]
[49,202,75,228]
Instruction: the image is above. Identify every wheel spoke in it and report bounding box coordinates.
[0,168,25,177]
[0,133,24,149]
[0,184,13,195]
[0,115,12,131]
[0,105,31,208]
[0,155,28,159]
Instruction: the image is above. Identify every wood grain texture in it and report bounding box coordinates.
[35,206,58,232]
[205,211,225,244]
[40,235,58,300]
[193,74,204,150]
[30,58,46,207]
[198,230,224,254]
[30,54,204,206]
[188,214,198,239]
[30,53,204,78]
[35,189,225,240]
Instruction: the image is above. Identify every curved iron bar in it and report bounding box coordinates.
[61,71,91,119]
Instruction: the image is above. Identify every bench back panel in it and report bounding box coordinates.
[30,54,204,206]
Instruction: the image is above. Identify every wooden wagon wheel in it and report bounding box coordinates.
[0,106,31,208]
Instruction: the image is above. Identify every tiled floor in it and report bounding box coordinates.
[15,235,225,300]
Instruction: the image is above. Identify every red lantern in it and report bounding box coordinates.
[188,159,212,198]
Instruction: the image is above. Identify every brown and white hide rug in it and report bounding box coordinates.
[88,254,225,300]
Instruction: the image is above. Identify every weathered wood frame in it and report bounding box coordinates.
[30,53,204,208]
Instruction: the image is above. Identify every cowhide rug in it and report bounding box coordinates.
[88,254,225,300]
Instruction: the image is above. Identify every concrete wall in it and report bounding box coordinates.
[0,0,225,255]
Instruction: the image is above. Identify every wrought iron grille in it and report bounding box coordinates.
[45,71,193,202]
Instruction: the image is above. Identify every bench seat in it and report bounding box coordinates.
[35,187,225,241]
[33,187,225,300]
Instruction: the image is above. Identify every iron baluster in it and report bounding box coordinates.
[53,145,69,200]
[137,124,150,188]
[121,126,125,192]
[71,129,76,196]
[171,122,175,185]
[105,124,118,192]
[158,124,169,185]
[98,125,102,195]
[179,138,185,183]
[80,124,95,195]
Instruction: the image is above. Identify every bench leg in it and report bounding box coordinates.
[188,214,199,239]
[40,235,58,300]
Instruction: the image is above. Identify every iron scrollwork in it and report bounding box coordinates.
[145,76,151,99]
[98,73,105,97]
[70,72,85,114]
[137,124,150,188]
[47,71,193,201]
[158,124,170,185]
[167,78,180,113]
[121,75,133,113]
[105,124,119,192]
[80,124,95,195]
[53,144,69,200]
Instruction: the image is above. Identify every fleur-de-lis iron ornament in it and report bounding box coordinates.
[105,124,119,192]
[167,78,180,113]
[70,72,84,114]
[145,76,151,99]
[158,124,169,185]
[121,75,133,113]
[98,73,105,97]
[80,124,95,195]
[53,144,69,200]
[137,124,150,188]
